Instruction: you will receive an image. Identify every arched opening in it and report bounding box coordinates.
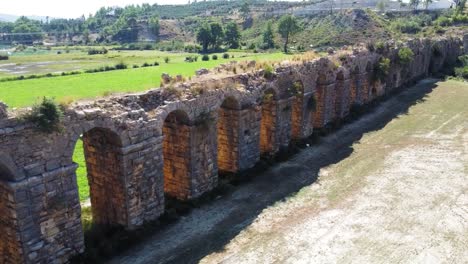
[163,110,192,200]
[260,88,278,154]
[217,96,241,173]
[0,163,22,263]
[73,127,127,227]
[291,81,306,139]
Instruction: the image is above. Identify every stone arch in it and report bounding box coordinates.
[260,88,279,154]
[75,126,129,226]
[163,109,192,199]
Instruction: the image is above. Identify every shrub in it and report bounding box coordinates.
[202,54,210,61]
[375,42,385,54]
[0,55,8,60]
[154,61,160,66]
[455,66,468,79]
[115,62,127,70]
[164,57,170,63]
[25,97,63,133]
[142,62,151,67]
[398,47,414,65]
[223,53,230,59]
[373,57,391,82]
[133,65,139,68]
[263,65,274,79]
[458,55,468,67]
[392,19,421,34]
[87,48,108,55]
[212,54,218,60]
[434,16,453,27]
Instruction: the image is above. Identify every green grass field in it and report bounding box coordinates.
[0,51,290,108]
[73,139,90,201]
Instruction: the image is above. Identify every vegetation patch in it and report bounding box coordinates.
[398,47,414,65]
[23,97,63,133]
[372,57,391,82]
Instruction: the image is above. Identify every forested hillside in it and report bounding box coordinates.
[0,0,467,51]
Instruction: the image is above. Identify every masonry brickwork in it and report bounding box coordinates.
[0,34,465,263]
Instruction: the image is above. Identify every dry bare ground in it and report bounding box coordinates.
[109,79,468,264]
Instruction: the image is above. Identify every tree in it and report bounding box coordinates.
[240,1,251,20]
[423,0,433,9]
[196,23,212,53]
[224,22,240,49]
[451,0,467,12]
[409,0,421,10]
[278,15,301,53]
[83,29,90,44]
[262,22,275,49]
[149,16,160,41]
[377,0,386,12]
[210,22,224,50]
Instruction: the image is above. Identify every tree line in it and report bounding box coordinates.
[196,14,301,54]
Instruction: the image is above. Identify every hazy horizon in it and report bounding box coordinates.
[3,0,194,19]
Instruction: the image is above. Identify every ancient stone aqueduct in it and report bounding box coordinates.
[0,34,466,263]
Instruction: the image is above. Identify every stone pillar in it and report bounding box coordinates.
[260,99,278,154]
[260,97,293,154]
[16,165,85,264]
[189,117,218,198]
[122,136,164,227]
[164,113,218,200]
[360,73,370,104]
[0,180,26,264]
[238,107,261,170]
[313,83,335,129]
[291,93,314,140]
[464,34,468,54]
[335,78,350,120]
[218,107,260,173]
[276,98,293,147]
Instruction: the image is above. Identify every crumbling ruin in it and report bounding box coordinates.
[0,34,466,263]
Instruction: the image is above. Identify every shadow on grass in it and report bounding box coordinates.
[71,79,439,264]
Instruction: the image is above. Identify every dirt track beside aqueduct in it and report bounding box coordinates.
[110,80,468,264]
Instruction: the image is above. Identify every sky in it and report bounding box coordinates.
[2,0,190,19]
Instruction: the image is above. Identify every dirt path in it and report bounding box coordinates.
[109,79,468,264]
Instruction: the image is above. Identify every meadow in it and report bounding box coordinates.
[0,49,290,108]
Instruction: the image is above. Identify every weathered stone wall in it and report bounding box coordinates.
[0,34,464,263]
